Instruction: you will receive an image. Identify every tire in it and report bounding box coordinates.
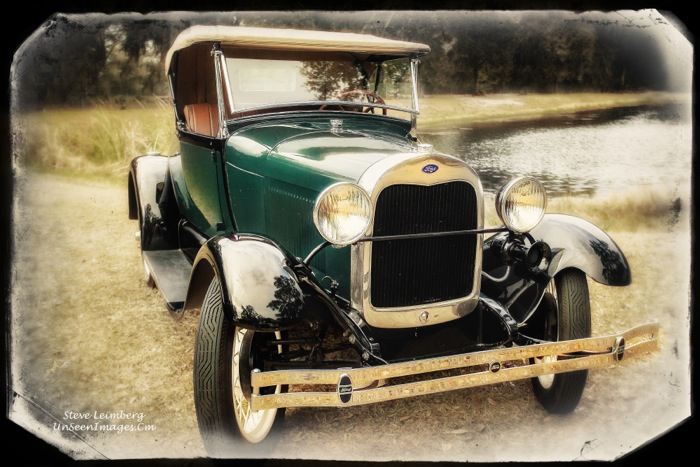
[193,276,285,457]
[531,269,591,414]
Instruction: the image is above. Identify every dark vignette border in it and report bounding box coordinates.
[1,1,695,466]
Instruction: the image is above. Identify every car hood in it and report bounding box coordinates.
[227,118,418,191]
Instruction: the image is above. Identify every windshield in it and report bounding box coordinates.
[224,55,415,118]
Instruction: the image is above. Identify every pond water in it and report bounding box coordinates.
[419,103,693,198]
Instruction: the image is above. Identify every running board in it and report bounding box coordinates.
[142,249,192,311]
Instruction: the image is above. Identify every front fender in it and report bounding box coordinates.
[184,234,305,331]
[530,213,631,286]
[482,213,630,323]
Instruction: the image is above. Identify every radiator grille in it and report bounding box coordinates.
[370,182,478,308]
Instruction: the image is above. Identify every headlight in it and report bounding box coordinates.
[313,183,372,245]
[496,177,547,233]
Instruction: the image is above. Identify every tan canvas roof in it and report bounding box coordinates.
[165,25,431,71]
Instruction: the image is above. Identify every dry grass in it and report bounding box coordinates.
[8,171,692,462]
[416,91,685,130]
[16,104,178,177]
[480,183,686,234]
[15,91,685,179]
[8,92,692,461]
[10,173,204,459]
[546,184,687,232]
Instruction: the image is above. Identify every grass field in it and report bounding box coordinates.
[15,91,683,178]
[14,93,687,234]
[416,91,682,129]
[8,91,692,461]
[8,171,691,461]
[17,103,178,178]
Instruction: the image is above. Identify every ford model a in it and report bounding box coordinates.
[127,26,660,454]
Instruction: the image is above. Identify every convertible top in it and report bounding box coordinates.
[165,25,431,72]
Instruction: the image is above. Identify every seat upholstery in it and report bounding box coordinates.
[183,103,217,136]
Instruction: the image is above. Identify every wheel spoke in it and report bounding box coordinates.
[230,327,282,441]
[195,277,285,450]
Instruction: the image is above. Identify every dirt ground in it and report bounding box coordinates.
[7,171,692,463]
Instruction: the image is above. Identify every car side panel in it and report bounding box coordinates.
[224,136,268,234]
[173,139,231,237]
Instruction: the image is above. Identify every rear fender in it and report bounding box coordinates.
[182,234,305,331]
[128,153,180,251]
[482,213,630,323]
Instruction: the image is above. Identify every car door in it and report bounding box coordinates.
[177,132,232,237]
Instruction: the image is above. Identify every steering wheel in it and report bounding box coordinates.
[320,89,387,115]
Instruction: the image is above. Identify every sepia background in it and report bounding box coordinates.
[4,5,695,465]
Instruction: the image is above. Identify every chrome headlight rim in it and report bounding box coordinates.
[313,182,373,246]
[496,176,547,233]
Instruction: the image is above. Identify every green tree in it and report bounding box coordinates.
[14,14,107,109]
[300,61,365,100]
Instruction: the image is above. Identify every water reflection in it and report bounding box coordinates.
[420,104,692,197]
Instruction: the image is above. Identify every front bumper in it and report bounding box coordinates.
[250,322,659,411]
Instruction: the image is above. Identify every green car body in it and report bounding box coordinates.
[169,114,418,301]
[126,25,659,453]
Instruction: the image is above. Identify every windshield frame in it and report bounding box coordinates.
[218,46,421,121]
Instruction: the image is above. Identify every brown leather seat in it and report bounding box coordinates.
[183,103,217,136]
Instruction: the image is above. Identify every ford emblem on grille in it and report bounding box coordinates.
[422,164,439,174]
[338,373,353,404]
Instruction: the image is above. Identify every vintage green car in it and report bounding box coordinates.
[128,25,660,455]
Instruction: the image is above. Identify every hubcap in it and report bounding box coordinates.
[536,282,559,388]
[535,355,557,389]
[232,328,282,443]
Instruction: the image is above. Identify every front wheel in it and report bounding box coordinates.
[531,269,591,414]
[193,276,285,456]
